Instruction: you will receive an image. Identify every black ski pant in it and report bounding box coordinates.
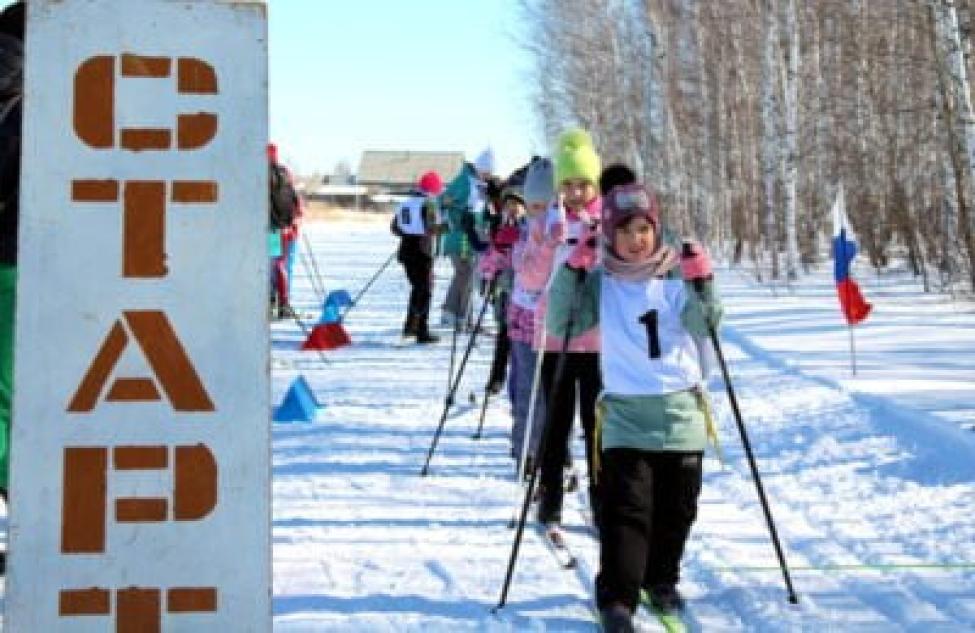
[537,351,600,525]
[487,292,510,388]
[401,250,433,331]
[595,449,703,612]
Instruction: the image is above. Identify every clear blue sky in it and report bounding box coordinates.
[268,1,540,178]
[4,0,540,178]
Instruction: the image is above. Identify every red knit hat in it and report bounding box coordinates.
[417,171,444,196]
[601,183,660,242]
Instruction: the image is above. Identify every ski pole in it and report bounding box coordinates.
[515,323,547,487]
[686,256,798,605]
[464,261,477,333]
[300,232,328,300]
[494,267,586,612]
[446,256,476,400]
[421,275,499,476]
[446,311,461,400]
[472,384,491,440]
[342,249,397,322]
[473,294,509,440]
[299,245,326,304]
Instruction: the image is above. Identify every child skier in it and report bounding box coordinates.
[438,150,492,327]
[267,142,300,319]
[545,183,722,631]
[390,170,445,344]
[478,171,525,395]
[506,157,557,471]
[529,129,603,530]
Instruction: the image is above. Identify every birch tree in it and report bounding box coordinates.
[760,0,781,280]
[930,0,975,288]
[781,0,800,279]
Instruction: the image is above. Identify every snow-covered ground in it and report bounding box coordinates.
[2,217,973,631]
[270,219,975,631]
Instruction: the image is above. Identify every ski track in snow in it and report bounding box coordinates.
[2,219,972,631]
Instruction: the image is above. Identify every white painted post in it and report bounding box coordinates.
[8,1,270,630]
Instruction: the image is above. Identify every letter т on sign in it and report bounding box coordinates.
[7,1,270,631]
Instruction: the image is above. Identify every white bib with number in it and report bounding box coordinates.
[395,197,427,235]
[599,274,702,396]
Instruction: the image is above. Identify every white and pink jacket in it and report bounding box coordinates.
[508,214,548,345]
[514,197,601,353]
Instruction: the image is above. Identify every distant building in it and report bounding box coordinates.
[304,151,466,211]
[304,183,371,209]
[357,150,465,194]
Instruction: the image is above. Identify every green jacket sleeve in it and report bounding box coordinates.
[546,266,601,338]
[681,278,723,338]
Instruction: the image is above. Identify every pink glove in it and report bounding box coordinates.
[566,225,599,271]
[479,249,509,279]
[680,241,713,280]
[478,253,498,279]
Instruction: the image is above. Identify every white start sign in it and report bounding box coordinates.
[8,1,270,630]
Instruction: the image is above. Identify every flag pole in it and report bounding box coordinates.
[840,212,852,377]
[836,183,856,377]
[840,276,857,376]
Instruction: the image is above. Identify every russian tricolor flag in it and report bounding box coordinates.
[831,185,872,325]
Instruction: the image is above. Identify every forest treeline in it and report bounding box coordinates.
[522,0,975,293]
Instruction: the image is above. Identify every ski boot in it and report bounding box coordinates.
[416,332,440,344]
[402,314,419,339]
[599,603,635,633]
[646,583,685,613]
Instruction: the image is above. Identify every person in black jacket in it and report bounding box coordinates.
[390,171,445,344]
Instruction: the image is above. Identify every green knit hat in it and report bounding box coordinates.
[554,128,601,186]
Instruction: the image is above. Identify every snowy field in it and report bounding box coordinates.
[2,217,974,631]
[269,219,975,631]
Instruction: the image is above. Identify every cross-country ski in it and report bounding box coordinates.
[538,523,578,570]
